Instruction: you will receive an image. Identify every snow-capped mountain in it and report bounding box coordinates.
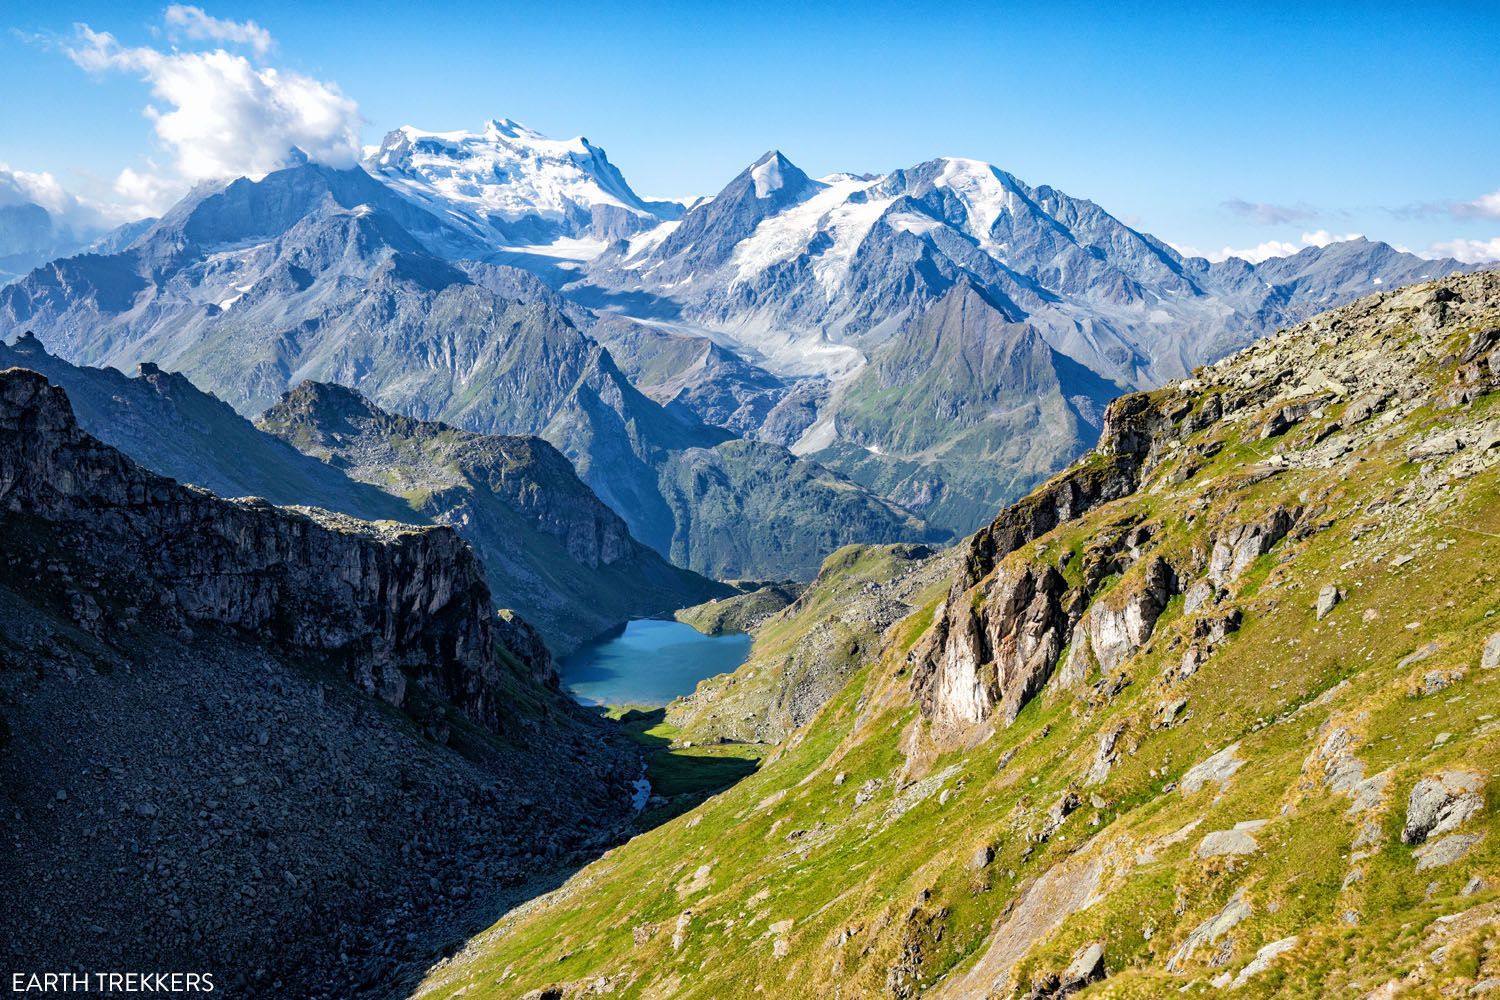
[0,158,933,578]
[580,151,1471,389]
[365,119,683,250]
[2,116,1479,543]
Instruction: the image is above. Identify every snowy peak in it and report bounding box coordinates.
[748,151,800,198]
[735,151,815,204]
[365,119,681,246]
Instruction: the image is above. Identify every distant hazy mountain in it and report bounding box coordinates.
[0,160,931,580]
[0,201,148,285]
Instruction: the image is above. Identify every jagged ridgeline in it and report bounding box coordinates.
[414,272,1500,999]
[0,368,641,997]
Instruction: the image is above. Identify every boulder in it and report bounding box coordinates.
[1195,820,1266,859]
[1180,743,1245,795]
[1061,942,1106,993]
[1482,632,1500,670]
[1414,833,1482,871]
[1402,771,1484,845]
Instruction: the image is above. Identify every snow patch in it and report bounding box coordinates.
[216,282,256,311]
[751,157,786,198]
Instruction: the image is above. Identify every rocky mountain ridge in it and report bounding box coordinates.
[0,366,512,727]
[257,379,729,650]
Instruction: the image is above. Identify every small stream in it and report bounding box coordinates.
[558,618,752,707]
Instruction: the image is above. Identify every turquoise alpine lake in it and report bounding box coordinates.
[559,618,753,707]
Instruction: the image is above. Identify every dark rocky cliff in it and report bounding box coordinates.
[0,366,639,998]
[0,366,517,734]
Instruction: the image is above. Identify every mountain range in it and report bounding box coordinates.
[4,111,1498,1000]
[0,118,1474,552]
[0,157,930,580]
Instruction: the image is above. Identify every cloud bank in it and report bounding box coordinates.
[65,7,361,209]
[1428,237,1500,264]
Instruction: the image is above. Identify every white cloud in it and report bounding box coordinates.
[113,166,187,215]
[1450,188,1500,221]
[66,14,361,185]
[1300,229,1362,248]
[1190,230,1365,264]
[1427,237,1500,264]
[0,165,137,232]
[163,5,273,56]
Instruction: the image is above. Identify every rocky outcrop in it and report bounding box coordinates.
[1059,556,1176,684]
[0,367,512,734]
[496,609,557,688]
[1207,505,1298,587]
[1402,771,1485,845]
[954,389,1179,594]
[910,390,1191,729]
[1021,942,1107,999]
[913,561,1070,728]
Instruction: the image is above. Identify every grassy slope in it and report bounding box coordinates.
[605,706,768,828]
[665,544,953,746]
[672,582,803,637]
[415,279,1500,999]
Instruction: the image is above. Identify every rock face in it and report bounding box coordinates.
[1208,506,1297,587]
[1064,556,1176,680]
[0,367,513,733]
[911,389,1185,729]
[914,560,1070,728]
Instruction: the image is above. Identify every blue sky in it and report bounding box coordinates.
[4,0,1498,261]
